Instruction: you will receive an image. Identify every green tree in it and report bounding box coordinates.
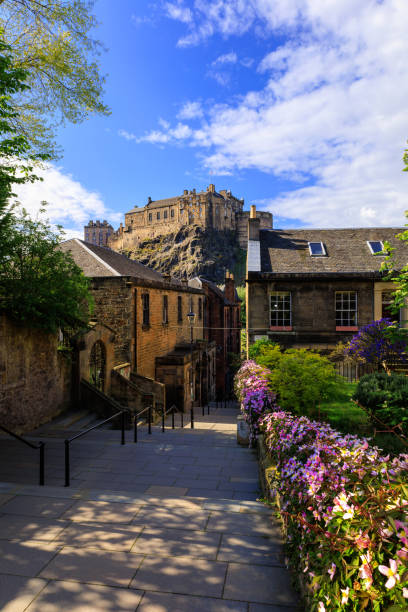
[0,36,48,259]
[0,0,109,159]
[404,142,408,172]
[0,206,92,332]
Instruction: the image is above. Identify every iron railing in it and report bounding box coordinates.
[0,424,45,486]
[64,410,126,487]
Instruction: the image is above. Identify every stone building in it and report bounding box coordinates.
[189,273,241,399]
[84,220,114,247]
[85,185,273,252]
[246,206,408,353]
[60,239,216,412]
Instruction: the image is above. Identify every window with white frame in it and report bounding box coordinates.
[270,292,291,327]
[367,240,384,255]
[308,241,326,256]
[335,291,357,327]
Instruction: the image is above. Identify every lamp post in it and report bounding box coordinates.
[187,310,196,405]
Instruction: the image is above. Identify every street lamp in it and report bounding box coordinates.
[187,310,195,402]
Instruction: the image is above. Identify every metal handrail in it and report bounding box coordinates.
[64,410,126,487]
[161,404,180,432]
[0,424,45,486]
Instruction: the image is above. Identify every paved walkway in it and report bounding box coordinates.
[0,407,301,611]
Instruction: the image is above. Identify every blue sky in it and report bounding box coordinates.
[16,0,408,236]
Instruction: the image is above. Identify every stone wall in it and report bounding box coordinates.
[236,211,273,249]
[136,284,204,380]
[0,315,71,433]
[247,278,375,351]
[90,277,134,366]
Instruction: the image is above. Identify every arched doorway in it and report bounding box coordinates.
[89,340,106,392]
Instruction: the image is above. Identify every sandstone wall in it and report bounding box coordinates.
[236,211,273,248]
[136,285,204,380]
[0,315,71,433]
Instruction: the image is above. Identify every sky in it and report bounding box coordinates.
[15,0,408,237]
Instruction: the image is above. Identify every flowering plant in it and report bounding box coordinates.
[234,360,277,446]
[260,409,408,611]
[346,319,407,371]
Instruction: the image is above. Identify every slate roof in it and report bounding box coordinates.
[60,239,164,282]
[259,228,408,275]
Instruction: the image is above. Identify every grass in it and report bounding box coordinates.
[313,382,370,434]
[310,381,407,456]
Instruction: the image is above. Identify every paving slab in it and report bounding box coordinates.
[144,485,188,496]
[0,514,68,541]
[25,580,143,611]
[62,500,141,523]
[0,574,47,612]
[224,563,300,606]
[0,495,75,518]
[130,526,221,559]
[186,488,235,499]
[39,547,144,587]
[0,540,60,576]
[55,522,143,550]
[206,510,280,537]
[218,534,285,565]
[249,605,303,612]
[131,555,228,598]
[132,504,210,530]
[138,591,247,611]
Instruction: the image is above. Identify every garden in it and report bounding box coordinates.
[235,320,408,611]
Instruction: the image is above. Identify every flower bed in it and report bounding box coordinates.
[234,360,277,446]
[260,411,408,611]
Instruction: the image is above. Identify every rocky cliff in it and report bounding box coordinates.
[122,226,246,284]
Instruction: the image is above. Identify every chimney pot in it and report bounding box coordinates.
[250,205,256,219]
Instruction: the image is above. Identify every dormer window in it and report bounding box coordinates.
[367,240,384,255]
[308,242,326,256]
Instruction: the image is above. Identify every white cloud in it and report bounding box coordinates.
[211,52,238,66]
[177,101,203,120]
[152,0,408,227]
[13,164,121,238]
[164,1,193,24]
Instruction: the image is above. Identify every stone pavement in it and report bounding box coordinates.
[0,406,302,611]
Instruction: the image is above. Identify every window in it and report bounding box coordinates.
[171,209,175,218]
[367,240,384,255]
[177,296,183,322]
[142,294,150,326]
[148,213,152,222]
[163,295,168,324]
[335,291,357,329]
[157,212,160,220]
[308,242,326,256]
[198,298,202,320]
[382,291,400,323]
[270,292,291,329]
[164,210,168,219]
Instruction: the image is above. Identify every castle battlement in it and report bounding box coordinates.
[85,185,273,252]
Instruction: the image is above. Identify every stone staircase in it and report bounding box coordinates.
[0,406,302,611]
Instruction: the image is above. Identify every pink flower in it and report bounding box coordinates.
[359,552,373,587]
[328,563,336,581]
[318,602,325,612]
[378,559,400,589]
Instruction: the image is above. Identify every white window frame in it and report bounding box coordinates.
[335,291,358,327]
[270,292,292,328]
[308,241,326,257]
[367,240,384,255]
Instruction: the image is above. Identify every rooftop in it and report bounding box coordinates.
[258,227,408,275]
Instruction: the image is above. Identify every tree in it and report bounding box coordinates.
[0,0,109,159]
[0,36,48,260]
[0,206,92,332]
[404,142,408,172]
[345,319,407,372]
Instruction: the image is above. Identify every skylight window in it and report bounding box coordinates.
[308,242,326,256]
[367,240,384,255]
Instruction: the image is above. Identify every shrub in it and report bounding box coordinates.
[346,319,407,371]
[234,360,277,445]
[255,345,344,416]
[260,410,408,611]
[353,372,408,438]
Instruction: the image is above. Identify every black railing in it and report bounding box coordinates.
[161,404,183,432]
[0,424,45,486]
[64,410,126,487]
[133,405,153,442]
